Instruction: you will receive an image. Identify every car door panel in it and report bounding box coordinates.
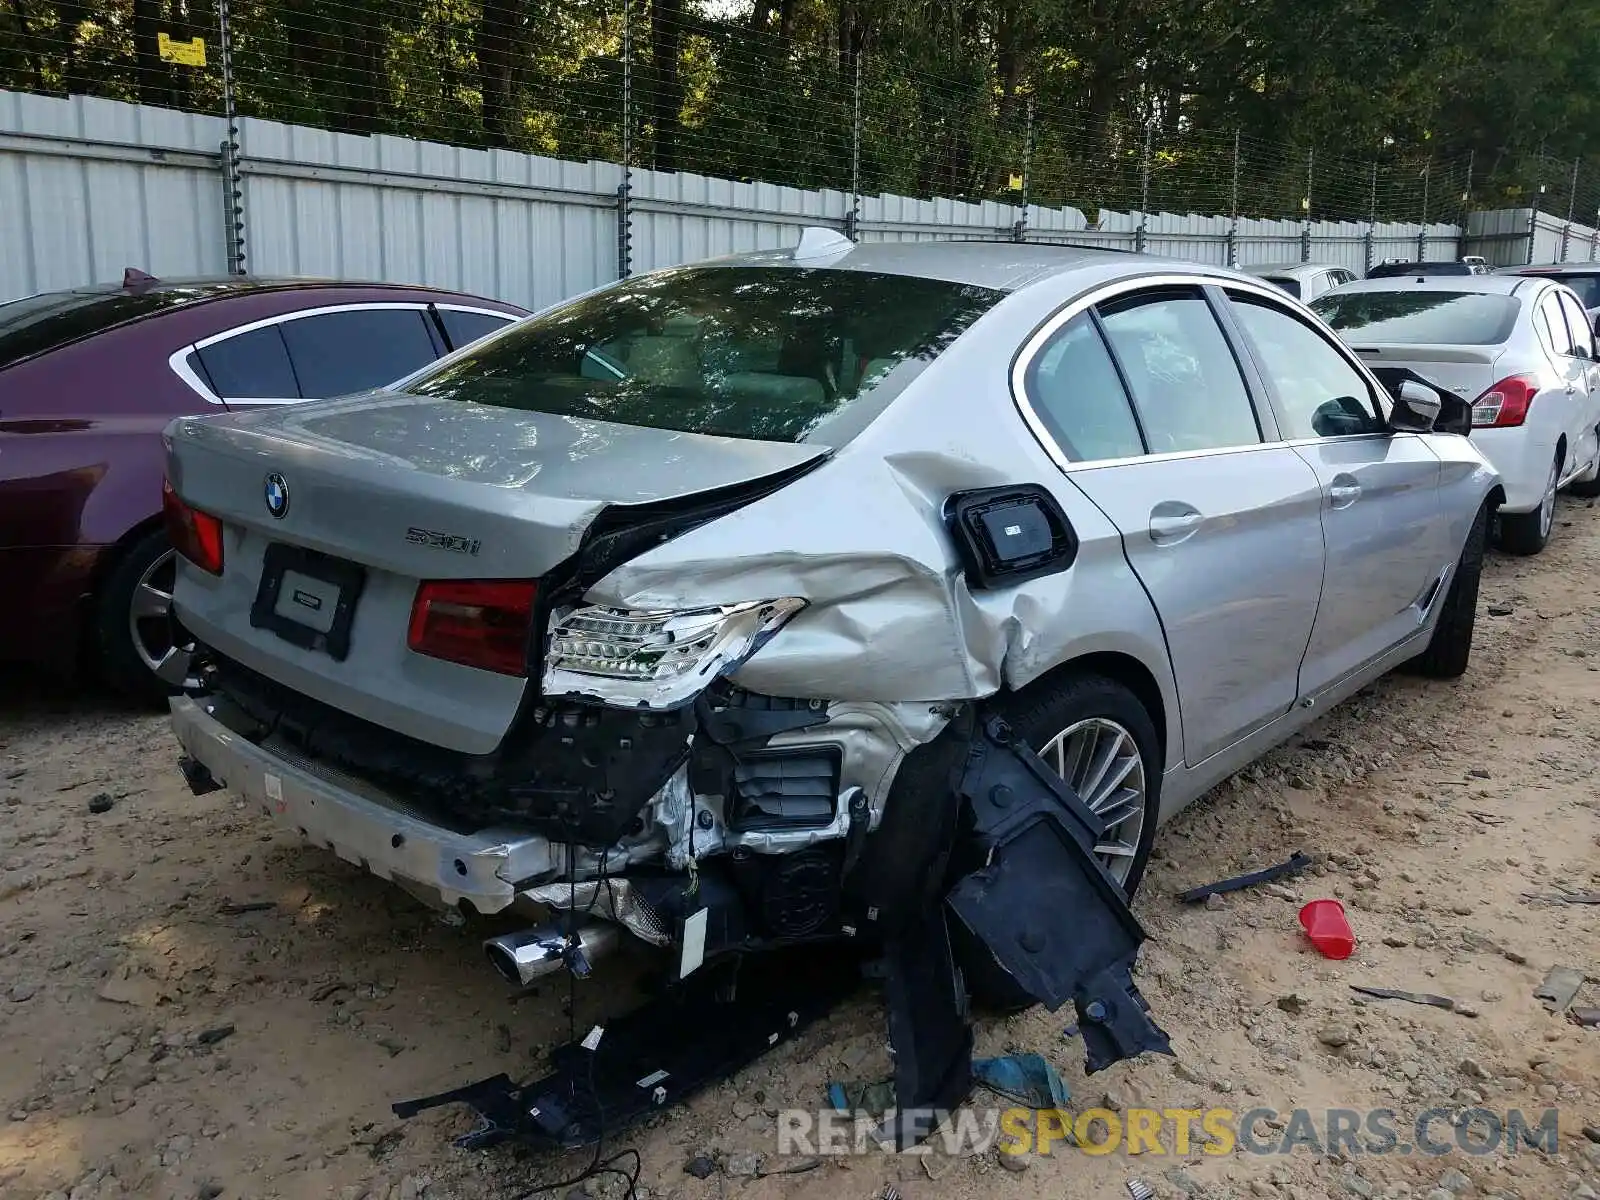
[1292,434,1446,691]
[1070,449,1325,765]
[1555,289,1600,476]
[1222,289,1448,694]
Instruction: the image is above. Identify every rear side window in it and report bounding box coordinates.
[1537,293,1575,357]
[281,308,440,397]
[1312,291,1520,345]
[1096,289,1261,453]
[196,326,300,399]
[438,308,515,350]
[403,266,1002,444]
[1023,313,1145,462]
[1558,291,1596,356]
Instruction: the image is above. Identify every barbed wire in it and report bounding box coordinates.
[5,0,1600,231]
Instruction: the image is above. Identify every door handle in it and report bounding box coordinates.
[1148,503,1204,544]
[1566,381,1578,395]
[1327,475,1361,508]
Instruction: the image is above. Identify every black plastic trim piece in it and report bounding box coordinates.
[944,485,1078,590]
[248,542,366,661]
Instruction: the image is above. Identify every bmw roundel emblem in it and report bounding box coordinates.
[264,472,290,519]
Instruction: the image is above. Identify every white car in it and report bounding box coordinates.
[1313,274,1600,554]
[1242,262,1358,302]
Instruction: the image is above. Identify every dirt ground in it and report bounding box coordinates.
[3,501,1600,1200]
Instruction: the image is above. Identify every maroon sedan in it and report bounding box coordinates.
[0,271,527,700]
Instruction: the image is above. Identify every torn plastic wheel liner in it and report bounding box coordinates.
[944,717,1173,1074]
[392,947,860,1150]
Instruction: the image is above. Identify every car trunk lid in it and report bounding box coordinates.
[1346,342,1506,406]
[166,391,826,755]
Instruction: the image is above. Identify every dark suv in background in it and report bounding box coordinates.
[0,272,527,700]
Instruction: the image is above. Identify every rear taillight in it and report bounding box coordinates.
[408,580,537,675]
[162,477,224,575]
[1470,375,1539,428]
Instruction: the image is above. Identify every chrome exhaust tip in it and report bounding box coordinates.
[484,922,620,986]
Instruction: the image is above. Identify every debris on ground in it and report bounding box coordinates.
[1535,965,1586,1013]
[1349,985,1457,1010]
[1175,850,1313,903]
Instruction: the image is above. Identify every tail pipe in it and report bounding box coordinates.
[484,922,620,985]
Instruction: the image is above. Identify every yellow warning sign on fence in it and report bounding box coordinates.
[1008,173,1024,191]
[158,33,207,67]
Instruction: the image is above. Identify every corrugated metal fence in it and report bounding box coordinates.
[0,88,1551,308]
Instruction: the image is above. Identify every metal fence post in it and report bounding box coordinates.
[1592,221,1598,263]
[1528,192,1541,266]
[1364,160,1376,275]
[1416,159,1430,261]
[218,0,246,275]
[1227,129,1240,268]
[1135,122,1152,254]
[1562,157,1579,262]
[1300,149,1313,262]
[1013,96,1033,242]
[616,0,633,278]
[845,51,862,240]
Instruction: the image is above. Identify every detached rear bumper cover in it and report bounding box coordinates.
[170,695,560,912]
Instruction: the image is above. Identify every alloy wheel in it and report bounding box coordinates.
[127,549,201,690]
[1539,454,1559,540]
[1036,716,1147,885]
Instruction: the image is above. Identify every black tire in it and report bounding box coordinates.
[95,528,183,705]
[1408,501,1488,680]
[1497,448,1560,556]
[953,672,1163,1013]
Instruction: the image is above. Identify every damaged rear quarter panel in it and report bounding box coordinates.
[586,288,1183,774]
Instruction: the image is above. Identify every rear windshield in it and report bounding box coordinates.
[0,285,228,369]
[1311,291,1521,345]
[1365,262,1471,279]
[403,266,1003,443]
[1261,275,1301,299]
[1526,272,1600,308]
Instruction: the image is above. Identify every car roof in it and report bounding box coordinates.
[1322,274,1532,297]
[1499,262,1600,275]
[709,234,1259,293]
[1241,263,1343,278]
[0,273,523,372]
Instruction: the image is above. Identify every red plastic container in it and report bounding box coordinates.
[1298,899,1355,959]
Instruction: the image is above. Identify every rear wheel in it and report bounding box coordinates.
[95,530,199,704]
[954,672,1162,1012]
[1408,501,1488,680]
[1498,448,1560,556]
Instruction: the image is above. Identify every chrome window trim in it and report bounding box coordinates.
[1011,271,1389,472]
[167,300,511,406]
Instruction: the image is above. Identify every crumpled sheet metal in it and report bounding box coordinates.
[520,878,672,947]
[585,322,1180,762]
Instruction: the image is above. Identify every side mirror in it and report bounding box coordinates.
[1388,379,1443,432]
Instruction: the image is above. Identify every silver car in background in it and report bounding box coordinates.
[1313,274,1600,555]
[160,235,1501,1008]
[1242,262,1358,302]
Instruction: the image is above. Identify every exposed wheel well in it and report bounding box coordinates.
[1008,651,1169,764]
[1486,484,1506,511]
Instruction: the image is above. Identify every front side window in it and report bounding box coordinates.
[1229,294,1384,439]
[1023,313,1145,462]
[438,308,516,351]
[1262,276,1302,299]
[1096,289,1261,453]
[403,266,1002,444]
[1312,290,1521,345]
